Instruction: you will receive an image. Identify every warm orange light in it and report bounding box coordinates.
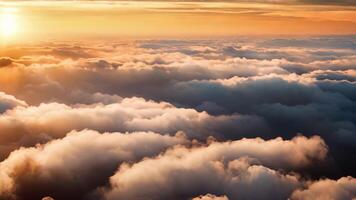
[0,8,18,37]
[0,2,355,39]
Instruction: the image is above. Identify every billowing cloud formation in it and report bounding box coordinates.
[0,96,267,159]
[42,197,55,200]
[0,57,13,68]
[103,135,325,200]
[0,134,328,200]
[0,92,27,113]
[192,194,229,200]
[0,36,355,199]
[291,177,356,200]
[0,130,187,200]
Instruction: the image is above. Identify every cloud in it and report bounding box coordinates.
[0,92,27,113]
[102,135,326,200]
[0,36,355,199]
[0,57,13,68]
[41,197,55,200]
[192,194,229,200]
[0,95,268,160]
[260,37,356,50]
[0,39,355,169]
[0,130,187,200]
[298,0,356,6]
[291,176,356,200]
[0,133,333,200]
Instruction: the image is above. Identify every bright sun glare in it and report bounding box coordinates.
[1,8,18,37]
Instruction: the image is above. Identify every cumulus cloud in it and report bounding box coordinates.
[0,132,338,200]
[291,176,356,200]
[102,135,326,200]
[0,95,268,160]
[0,57,13,68]
[192,194,229,200]
[0,92,27,113]
[42,197,55,200]
[0,130,187,200]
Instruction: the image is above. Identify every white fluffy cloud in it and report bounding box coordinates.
[291,176,356,200]
[0,96,268,159]
[103,136,327,200]
[0,130,187,200]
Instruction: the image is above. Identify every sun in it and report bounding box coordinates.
[1,8,18,37]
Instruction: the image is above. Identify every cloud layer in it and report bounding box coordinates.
[0,36,355,199]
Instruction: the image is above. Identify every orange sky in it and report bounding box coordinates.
[0,1,356,41]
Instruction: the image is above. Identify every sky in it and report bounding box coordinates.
[0,1,356,200]
[0,0,356,41]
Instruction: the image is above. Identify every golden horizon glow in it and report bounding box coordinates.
[0,1,355,40]
[0,7,19,41]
